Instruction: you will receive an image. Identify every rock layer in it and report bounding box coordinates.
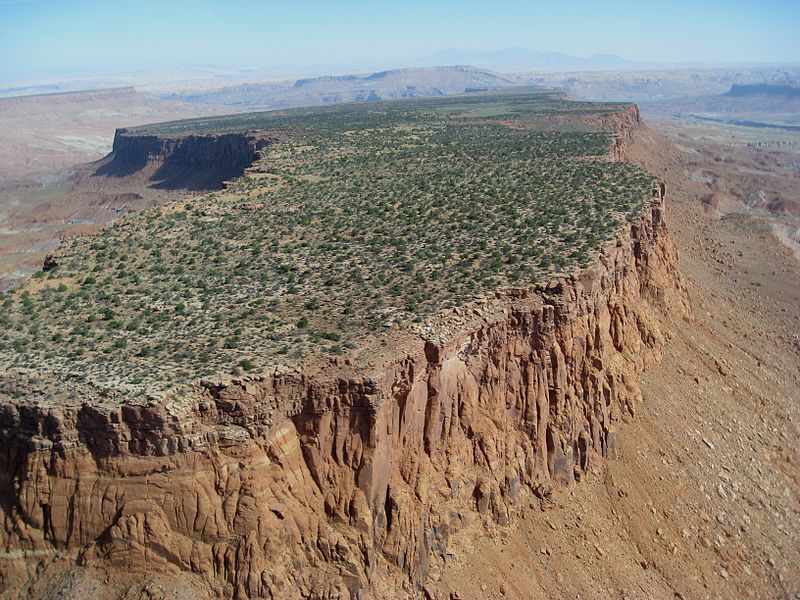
[94,130,270,190]
[0,177,688,598]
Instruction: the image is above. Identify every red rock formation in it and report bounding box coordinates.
[0,182,688,597]
[607,104,643,162]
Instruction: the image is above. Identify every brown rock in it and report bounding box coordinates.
[715,359,730,376]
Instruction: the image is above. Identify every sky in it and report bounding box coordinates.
[1,0,799,82]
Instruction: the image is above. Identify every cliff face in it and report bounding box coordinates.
[606,104,643,162]
[94,130,270,190]
[0,184,688,598]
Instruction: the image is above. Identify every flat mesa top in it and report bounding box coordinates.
[0,91,656,403]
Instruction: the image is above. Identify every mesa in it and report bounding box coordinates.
[0,90,656,402]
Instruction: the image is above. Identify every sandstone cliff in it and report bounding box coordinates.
[0,177,688,598]
[94,130,270,190]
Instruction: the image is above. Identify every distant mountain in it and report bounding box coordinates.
[171,66,516,109]
[417,47,636,71]
[514,66,800,103]
[724,84,800,99]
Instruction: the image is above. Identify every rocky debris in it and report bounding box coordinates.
[234,201,260,212]
[41,254,58,272]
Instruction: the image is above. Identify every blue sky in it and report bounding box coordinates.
[1,0,799,81]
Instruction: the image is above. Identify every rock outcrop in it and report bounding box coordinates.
[606,104,643,163]
[0,178,688,598]
[94,130,270,190]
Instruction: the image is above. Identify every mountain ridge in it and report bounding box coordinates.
[173,65,516,109]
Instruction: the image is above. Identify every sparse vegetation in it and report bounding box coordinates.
[0,91,656,398]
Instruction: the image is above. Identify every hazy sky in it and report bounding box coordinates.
[1,0,799,81]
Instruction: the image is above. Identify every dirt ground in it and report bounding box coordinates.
[436,124,800,600]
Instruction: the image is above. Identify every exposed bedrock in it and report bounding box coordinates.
[0,190,688,598]
[608,104,643,162]
[94,130,270,190]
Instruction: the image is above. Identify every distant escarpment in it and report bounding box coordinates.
[95,129,271,190]
[0,86,137,106]
[723,83,800,99]
[0,187,688,598]
[175,66,517,109]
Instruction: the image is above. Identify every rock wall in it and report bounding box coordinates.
[94,130,270,190]
[606,104,643,162]
[0,181,688,598]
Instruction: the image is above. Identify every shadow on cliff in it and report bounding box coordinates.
[93,133,269,191]
[94,154,258,191]
[93,152,149,179]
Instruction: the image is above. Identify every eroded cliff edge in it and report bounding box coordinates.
[93,129,270,190]
[0,176,688,598]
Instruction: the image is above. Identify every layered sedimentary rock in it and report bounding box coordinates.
[0,178,688,598]
[95,130,270,190]
[604,104,642,162]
